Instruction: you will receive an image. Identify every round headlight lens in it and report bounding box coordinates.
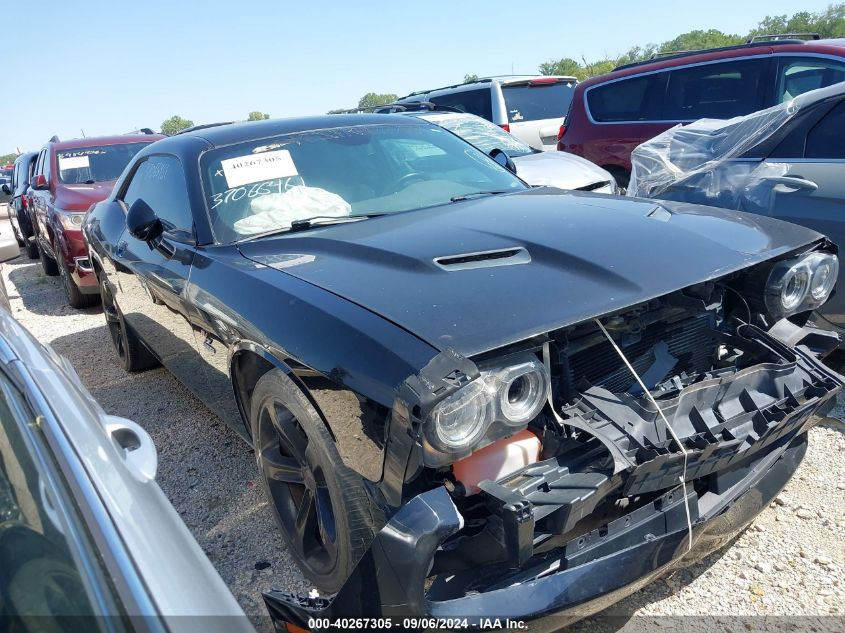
[765,251,839,318]
[496,360,548,425]
[811,255,839,301]
[431,380,491,449]
[781,268,809,311]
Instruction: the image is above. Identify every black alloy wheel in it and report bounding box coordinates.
[98,273,158,372]
[256,402,339,575]
[250,369,381,593]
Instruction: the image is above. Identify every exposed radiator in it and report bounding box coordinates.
[567,312,716,394]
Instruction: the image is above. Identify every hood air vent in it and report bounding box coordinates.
[434,247,530,271]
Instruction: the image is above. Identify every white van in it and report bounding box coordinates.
[394,75,577,151]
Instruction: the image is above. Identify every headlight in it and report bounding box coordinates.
[765,251,838,318]
[488,359,548,425]
[424,353,548,462]
[59,211,86,231]
[430,380,491,449]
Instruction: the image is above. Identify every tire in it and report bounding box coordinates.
[24,238,38,259]
[37,239,58,276]
[98,273,159,372]
[57,239,99,309]
[251,369,382,593]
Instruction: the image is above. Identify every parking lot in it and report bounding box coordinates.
[1,207,842,628]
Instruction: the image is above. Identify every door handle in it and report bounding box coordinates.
[765,176,818,191]
[104,415,158,481]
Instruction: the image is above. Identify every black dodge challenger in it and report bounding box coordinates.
[83,115,843,627]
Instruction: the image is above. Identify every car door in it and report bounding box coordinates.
[764,98,845,327]
[0,367,125,633]
[112,155,208,394]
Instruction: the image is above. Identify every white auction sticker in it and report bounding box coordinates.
[58,155,90,170]
[221,150,298,188]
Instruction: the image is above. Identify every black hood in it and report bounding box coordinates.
[239,190,823,357]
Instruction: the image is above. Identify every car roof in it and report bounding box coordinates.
[580,39,845,89]
[161,114,423,148]
[14,151,38,164]
[48,133,165,151]
[398,75,578,99]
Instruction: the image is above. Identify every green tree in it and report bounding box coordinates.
[0,153,18,165]
[749,3,845,38]
[463,73,480,83]
[357,92,398,109]
[657,29,743,55]
[248,111,270,121]
[160,115,194,136]
[539,57,586,79]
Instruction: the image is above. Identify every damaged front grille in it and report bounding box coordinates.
[455,291,843,572]
[567,311,715,394]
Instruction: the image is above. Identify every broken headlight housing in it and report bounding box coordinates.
[765,251,838,318]
[424,353,548,465]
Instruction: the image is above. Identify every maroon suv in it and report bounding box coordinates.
[28,132,163,307]
[558,36,845,187]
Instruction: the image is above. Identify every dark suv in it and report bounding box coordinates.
[558,35,845,187]
[28,132,163,307]
[2,152,39,258]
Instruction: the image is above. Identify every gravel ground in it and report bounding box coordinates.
[1,232,843,631]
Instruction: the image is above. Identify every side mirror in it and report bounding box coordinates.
[1,184,9,195]
[32,174,49,190]
[127,199,163,242]
[489,148,517,175]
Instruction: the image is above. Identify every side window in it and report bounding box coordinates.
[0,373,108,628]
[34,151,45,178]
[664,58,768,120]
[430,89,494,120]
[586,73,664,122]
[805,100,845,159]
[121,155,194,240]
[778,57,845,102]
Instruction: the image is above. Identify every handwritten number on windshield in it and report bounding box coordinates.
[210,178,295,210]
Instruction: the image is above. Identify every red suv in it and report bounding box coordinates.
[28,132,163,307]
[558,36,845,187]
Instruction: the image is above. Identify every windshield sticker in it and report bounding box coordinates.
[221,150,298,188]
[58,155,91,170]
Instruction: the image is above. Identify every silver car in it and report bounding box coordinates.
[394,76,577,151]
[629,81,845,337]
[403,110,617,193]
[0,250,252,633]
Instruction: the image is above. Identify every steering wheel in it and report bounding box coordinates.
[393,172,426,191]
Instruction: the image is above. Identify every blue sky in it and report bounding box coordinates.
[3,0,835,153]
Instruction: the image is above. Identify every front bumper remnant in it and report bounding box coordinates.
[265,430,812,629]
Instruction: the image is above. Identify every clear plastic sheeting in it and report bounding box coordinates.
[628,104,796,203]
[627,82,845,210]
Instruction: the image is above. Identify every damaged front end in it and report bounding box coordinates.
[265,249,844,629]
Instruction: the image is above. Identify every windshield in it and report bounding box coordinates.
[56,142,151,184]
[502,81,576,123]
[420,113,536,158]
[200,123,526,243]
